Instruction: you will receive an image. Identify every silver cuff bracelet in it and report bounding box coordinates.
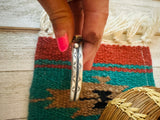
[70,35,83,101]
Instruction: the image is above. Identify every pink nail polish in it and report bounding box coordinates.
[57,33,69,52]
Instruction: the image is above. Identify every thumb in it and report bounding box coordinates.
[38,0,74,52]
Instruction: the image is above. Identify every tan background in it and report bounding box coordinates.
[0,0,160,120]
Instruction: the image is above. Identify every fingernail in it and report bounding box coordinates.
[56,33,69,52]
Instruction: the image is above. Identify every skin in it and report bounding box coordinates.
[38,0,109,70]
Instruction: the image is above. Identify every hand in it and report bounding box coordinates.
[38,0,109,70]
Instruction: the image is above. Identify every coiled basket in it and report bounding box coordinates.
[99,86,160,120]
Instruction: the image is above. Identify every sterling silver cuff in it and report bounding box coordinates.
[70,35,83,101]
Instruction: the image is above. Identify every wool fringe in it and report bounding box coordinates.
[39,8,160,45]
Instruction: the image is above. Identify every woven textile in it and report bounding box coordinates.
[28,37,155,120]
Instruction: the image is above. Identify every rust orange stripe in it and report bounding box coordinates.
[35,64,71,69]
[92,67,153,73]
[35,37,152,66]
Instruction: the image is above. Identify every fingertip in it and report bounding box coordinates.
[83,66,92,71]
[83,59,94,71]
[56,33,69,52]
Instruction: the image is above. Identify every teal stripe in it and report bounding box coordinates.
[35,59,152,70]
[31,68,154,93]
[93,63,152,69]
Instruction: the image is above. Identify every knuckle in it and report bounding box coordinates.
[84,32,102,45]
[50,8,73,24]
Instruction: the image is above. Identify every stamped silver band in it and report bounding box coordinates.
[70,36,83,101]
